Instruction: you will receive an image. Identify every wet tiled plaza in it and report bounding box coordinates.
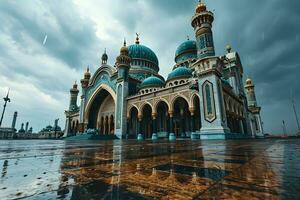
[0,139,299,199]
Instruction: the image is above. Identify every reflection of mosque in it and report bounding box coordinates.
[56,140,282,199]
[64,1,263,140]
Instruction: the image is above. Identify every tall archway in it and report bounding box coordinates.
[85,86,116,135]
[128,106,138,138]
[173,97,190,137]
[193,95,201,131]
[141,104,152,139]
[156,101,169,135]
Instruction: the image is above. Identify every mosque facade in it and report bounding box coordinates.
[63,2,264,140]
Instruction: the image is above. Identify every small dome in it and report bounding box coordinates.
[246,78,253,85]
[101,49,108,64]
[175,40,197,63]
[167,66,192,81]
[140,76,164,89]
[84,67,91,80]
[120,40,129,55]
[129,44,159,66]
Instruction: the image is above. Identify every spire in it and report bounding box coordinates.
[101,48,108,64]
[187,35,190,40]
[226,44,232,53]
[84,66,91,80]
[192,0,215,58]
[135,33,140,44]
[73,80,78,88]
[120,38,129,55]
[6,88,10,98]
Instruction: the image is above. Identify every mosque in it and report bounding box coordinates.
[63,1,263,140]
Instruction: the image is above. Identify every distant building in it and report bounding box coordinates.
[0,111,17,139]
[64,2,263,140]
[39,119,63,139]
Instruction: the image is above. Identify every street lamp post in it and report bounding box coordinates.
[0,89,11,127]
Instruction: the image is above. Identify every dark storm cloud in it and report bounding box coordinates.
[211,0,300,133]
[0,0,100,69]
[123,0,300,133]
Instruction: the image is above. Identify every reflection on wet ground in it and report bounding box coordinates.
[0,139,299,199]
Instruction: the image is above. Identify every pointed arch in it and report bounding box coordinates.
[153,98,170,113]
[84,84,116,128]
[170,94,190,111]
[139,101,154,116]
[190,92,200,109]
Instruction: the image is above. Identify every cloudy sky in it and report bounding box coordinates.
[0,0,300,134]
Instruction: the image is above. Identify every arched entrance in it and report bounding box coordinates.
[193,95,201,132]
[141,104,152,139]
[128,107,138,138]
[173,97,190,137]
[156,101,169,136]
[85,85,116,135]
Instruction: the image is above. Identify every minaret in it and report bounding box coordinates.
[81,67,91,89]
[25,122,29,133]
[244,78,264,136]
[101,49,108,65]
[64,79,83,137]
[0,89,11,127]
[11,111,17,131]
[115,39,131,139]
[80,67,91,131]
[19,123,25,133]
[191,0,215,59]
[244,78,257,107]
[69,81,79,111]
[191,1,230,139]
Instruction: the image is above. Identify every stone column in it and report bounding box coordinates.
[190,107,197,139]
[137,114,143,140]
[239,119,244,134]
[103,117,107,135]
[180,108,185,137]
[126,118,129,139]
[168,111,176,140]
[25,122,29,133]
[11,111,17,130]
[108,117,111,135]
[151,113,158,140]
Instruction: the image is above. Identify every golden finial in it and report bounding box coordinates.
[226,44,232,53]
[245,76,253,86]
[187,35,190,40]
[195,0,207,13]
[120,38,129,55]
[135,33,140,44]
[73,80,78,89]
[123,38,126,46]
[84,66,91,80]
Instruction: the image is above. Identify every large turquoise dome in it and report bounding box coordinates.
[167,66,192,81]
[140,76,164,89]
[129,44,159,66]
[175,40,197,63]
[128,41,160,82]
